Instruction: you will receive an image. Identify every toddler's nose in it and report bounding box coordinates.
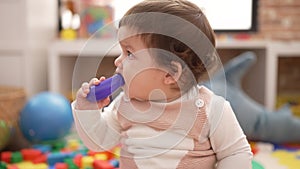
[114,55,123,68]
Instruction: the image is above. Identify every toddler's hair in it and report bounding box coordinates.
[119,0,218,91]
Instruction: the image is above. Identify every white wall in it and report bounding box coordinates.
[25,0,58,96]
[0,0,58,97]
[0,0,27,88]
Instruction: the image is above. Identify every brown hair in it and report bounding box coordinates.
[119,0,217,91]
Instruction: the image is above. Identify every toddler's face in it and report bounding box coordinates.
[115,27,169,101]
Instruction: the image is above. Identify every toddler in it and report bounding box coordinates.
[72,0,253,168]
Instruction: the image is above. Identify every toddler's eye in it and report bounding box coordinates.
[127,51,135,59]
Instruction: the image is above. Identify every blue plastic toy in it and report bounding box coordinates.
[203,52,300,143]
[19,92,73,143]
[86,74,125,102]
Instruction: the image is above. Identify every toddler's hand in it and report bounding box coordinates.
[75,77,111,110]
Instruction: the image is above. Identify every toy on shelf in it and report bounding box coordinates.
[79,0,116,38]
[203,52,300,143]
[59,0,80,40]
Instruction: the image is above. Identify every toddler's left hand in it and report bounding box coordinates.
[75,77,111,110]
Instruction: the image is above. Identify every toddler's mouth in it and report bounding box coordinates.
[115,68,122,75]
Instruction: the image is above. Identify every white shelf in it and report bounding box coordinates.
[266,42,300,109]
[48,39,121,96]
[48,39,300,110]
[49,38,121,56]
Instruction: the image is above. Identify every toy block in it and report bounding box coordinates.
[94,154,108,161]
[54,162,68,169]
[7,164,18,169]
[81,156,94,169]
[0,161,7,169]
[11,152,22,163]
[47,152,68,166]
[64,159,79,169]
[1,151,12,163]
[15,161,34,169]
[32,154,47,164]
[21,149,42,161]
[73,154,82,168]
[52,141,66,152]
[33,163,48,169]
[67,139,80,151]
[112,147,120,159]
[109,159,119,168]
[32,145,52,153]
[93,160,114,169]
[87,150,97,156]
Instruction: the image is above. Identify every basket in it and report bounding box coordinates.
[0,86,26,122]
[0,86,28,150]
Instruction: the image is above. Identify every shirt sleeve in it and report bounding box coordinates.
[71,95,123,152]
[208,95,253,169]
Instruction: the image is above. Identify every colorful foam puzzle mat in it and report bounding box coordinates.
[0,139,120,169]
[252,142,300,169]
[1,139,300,169]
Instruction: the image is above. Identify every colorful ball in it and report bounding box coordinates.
[19,92,73,143]
[0,120,12,150]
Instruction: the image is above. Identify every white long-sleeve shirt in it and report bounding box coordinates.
[72,85,252,169]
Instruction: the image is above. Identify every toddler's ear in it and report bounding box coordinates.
[164,61,182,85]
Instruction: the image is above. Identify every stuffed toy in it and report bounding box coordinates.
[203,51,300,143]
